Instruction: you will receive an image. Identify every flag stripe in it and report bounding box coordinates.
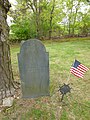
[70,60,89,78]
[79,65,88,72]
[70,69,84,78]
[80,64,89,71]
[70,67,84,78]
[70,67,84,75]
[77,66,86,73]
[70,70,83,78]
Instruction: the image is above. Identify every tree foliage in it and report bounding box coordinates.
[9,0,90,41]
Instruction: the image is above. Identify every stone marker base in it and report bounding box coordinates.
[2,97,14,107]
[0,88,15,107]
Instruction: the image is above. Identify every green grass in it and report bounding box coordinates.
[0,38,90,120]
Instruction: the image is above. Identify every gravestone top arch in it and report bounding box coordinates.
[18,39,49,98]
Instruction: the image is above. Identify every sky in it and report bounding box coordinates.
[7,0,17,26]
[9,0,17,5]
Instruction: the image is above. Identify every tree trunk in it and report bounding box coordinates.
[49,0,55,40]
[0,0,14,101]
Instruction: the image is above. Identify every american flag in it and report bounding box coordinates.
[70,60,89,78]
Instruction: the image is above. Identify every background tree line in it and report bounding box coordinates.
[8,0,90,41]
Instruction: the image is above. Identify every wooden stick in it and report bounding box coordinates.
[66,72,71,84]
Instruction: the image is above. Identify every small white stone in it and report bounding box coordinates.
[16,97,19,99]
[3,97,14,107]
[13,95,16,98]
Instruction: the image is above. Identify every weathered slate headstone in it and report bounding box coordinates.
[18,39,49,98]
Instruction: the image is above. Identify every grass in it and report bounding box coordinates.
[0,38,90,120]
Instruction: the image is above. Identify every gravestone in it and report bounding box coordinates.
[18,39,49,98]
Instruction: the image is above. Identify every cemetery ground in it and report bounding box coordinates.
[0,37,90,120]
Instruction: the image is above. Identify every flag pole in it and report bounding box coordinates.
[66,59,75,84]
[66,72,71,84]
